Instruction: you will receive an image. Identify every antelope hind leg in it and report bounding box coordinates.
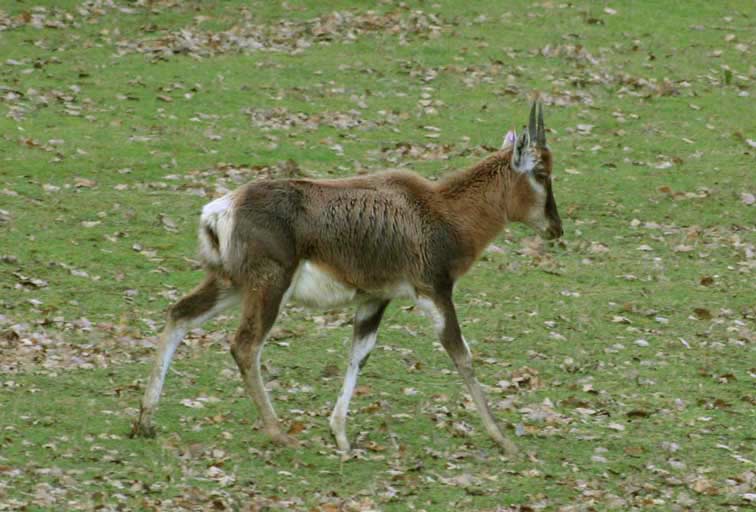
[132,274,238,437]
[230,266,299,447]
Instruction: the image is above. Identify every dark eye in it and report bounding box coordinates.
[534,172,549,183]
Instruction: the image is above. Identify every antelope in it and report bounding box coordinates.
[131,101,562,455]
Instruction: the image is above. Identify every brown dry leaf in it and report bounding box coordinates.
[13,272,48,288]
[73,177,96,188]
[691,477,719,495]
[0,318,149,374]
[439,472,479,488]
[693,307,712,320]
[321,362,340,378]
[379,141,455,163]
[118,10,446,60]
[365,441,386,452]
[699,276,715,286]
[716,373,737,383]
[287,421,306,435]
[498,366,542,392]
[180,398,205,409]
[354,384,371,397]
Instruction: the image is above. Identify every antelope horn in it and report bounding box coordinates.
[528,101,537,143]
[537,101,546,147]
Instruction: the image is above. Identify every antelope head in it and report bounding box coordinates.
[502,101,563,240]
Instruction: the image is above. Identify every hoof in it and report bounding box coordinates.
[333,434,351,453]
[130,421,157,439]
[497,439,520,459]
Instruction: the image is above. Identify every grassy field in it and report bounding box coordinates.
[1,1,754,510]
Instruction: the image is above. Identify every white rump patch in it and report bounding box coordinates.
[288,261,357,308]
[198,193,235,266]
[202,194,233,217]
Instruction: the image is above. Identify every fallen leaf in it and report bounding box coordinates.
[287,421,305,435]
[699,276,714,286]
[70,178,96,189]
[693,308,712,320]
[355,385,371,397]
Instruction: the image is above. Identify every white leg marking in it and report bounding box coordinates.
[247,341,281,427]
[462,335,473,356]
[330,302,383,451]
[142,322,187,410]
[333,332,376,415]
[416,296,445,334]
[141,290,239,415]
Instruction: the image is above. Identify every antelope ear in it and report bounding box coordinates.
[502,129,517,150]
[511,131,532,172]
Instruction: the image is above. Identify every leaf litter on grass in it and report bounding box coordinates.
[115,8,447,60]
[1,0,755,510]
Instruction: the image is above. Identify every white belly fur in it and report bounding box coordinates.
[289,261,356,308]
[287,261,415,308]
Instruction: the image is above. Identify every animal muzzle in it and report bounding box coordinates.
[543,182,562,240]
[544,222,564,240]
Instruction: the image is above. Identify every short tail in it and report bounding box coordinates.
[198,194,234,268]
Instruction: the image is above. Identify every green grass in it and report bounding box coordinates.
[1,1,754,510]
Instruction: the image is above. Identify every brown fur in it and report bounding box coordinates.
[133,106,562,455]
[224,147,557,292]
